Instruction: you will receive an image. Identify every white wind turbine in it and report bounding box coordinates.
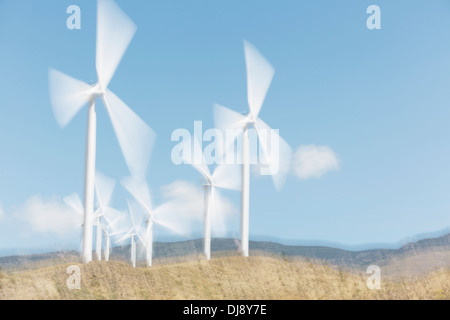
[183,137,241,260]
[100,208,123,262]
[122,177,189,267]
[93,170,116,261]
[92,206,122,261]
[64,184,119,261]
[49,0,155,263]
[63,192,97,251]
[214,40,292,257]
[116,200,146,268]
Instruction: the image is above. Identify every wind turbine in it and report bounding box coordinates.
[100,207,123,261]
[183,137,241,260]
[63,192,98,252]
[49,0,155,263]
[116,200,146,268]
[92,207,121,261]
[93,170,116,261]
[96,205,129,262]
[65,175,120,261]
[122,177,189,267]
[214,40,292,257]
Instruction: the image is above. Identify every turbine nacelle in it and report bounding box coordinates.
[92,83,106,98]
[201,177,213,188]
[238,112,255,129]
[246,114,256,128]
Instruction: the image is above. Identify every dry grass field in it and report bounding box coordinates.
[0,254,448,300]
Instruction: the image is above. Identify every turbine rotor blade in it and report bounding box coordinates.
[101,210,113,228]
[151,181,207,237]
[93,208,102,220]
[103,89,156,178]
[126,198,148,238]
[48,68,92,128]
[213,104,248,162]
[159,180,204,223]
[126,199,138,231]
[244,40,275,119]
[63,193,84,216]
[209,187,227,237]
[183,135,212,182]
[103,207,124,234]
[116,229,133,244]
[122,176,153,215]
[152,203,189,237]
[212,164,242,191]
[213,104,248,133]
[253,118,271,166]
[136,231,146,247]
[95,170,116,211]
[96,0,137,89]
[255,118,292,191]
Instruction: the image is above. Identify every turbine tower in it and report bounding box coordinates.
[183,138,241,260]
[49,0,155,263]
[100,207,123,262]
[93,170,116,261]
[116,200,145,268]
[93,206,121,261]
[214,40,292,257]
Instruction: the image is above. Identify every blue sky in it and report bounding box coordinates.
[1,0,450,254]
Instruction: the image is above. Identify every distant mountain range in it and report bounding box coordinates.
[1,234,448,278]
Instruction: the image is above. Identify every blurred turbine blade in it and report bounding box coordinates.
[255,118,292,191]
[253,118,271,166]
[48,68,92,128]
[212,164,242,191]
[213,103,247,133]
[122,176,153,214]
[153,202,189,237]
[63,193,84,216]
[159,180,204,223]
[213,104,247,162]
[109,215,131,238]
[244,40,275,119]
[184,135,211,181]
[93,208,102,220]
[103,207,124,234]
[210,187,227,237]
[95,170,116,211]
[96,0,137,89]
[127,198,148,235]
[116,229,132,244]
[135,228,146,247]
[126,199,138,231]
[101,209,114,229]
[103,89,156,178]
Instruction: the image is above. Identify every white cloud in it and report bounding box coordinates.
[15,195,82,236]
[292,145,339,179]
[0,203,4,221]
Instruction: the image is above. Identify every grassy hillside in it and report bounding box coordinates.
[0,255,448,300]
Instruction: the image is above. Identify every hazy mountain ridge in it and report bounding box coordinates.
[1,234,448,277]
